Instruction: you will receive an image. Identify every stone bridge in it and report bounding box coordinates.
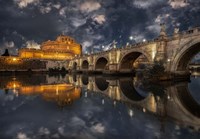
[68,25,200,77]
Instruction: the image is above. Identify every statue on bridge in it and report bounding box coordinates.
[159,23,167,38]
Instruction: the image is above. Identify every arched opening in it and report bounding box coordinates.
[120,52,148,72]
[82,60,89,70]
[73,62,77,70]
[176,42,200,71]
[95,57,108,70]
[176,84,200,117]
[188,52,200,73]
[95,77,109,91]
[119,78,147,101]
[73,74,77,82]
[81,75,88,85]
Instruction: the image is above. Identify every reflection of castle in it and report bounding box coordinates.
[0,35,82,71]
[6,81,81,107]
[20,84,81,107]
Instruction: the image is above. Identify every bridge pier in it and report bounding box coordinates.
[101,64,118,75]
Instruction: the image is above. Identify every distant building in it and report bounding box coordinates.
[19,35,82,60]
[0,35,82,71]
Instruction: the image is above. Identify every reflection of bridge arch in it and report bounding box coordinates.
[82,60,89,70]
[95,57,108,71]
[72,74,77,82]
[95,76,109,92]
[119,78,147,101]
[119,51,150,71]
[81,75,89,85]
[173,83,200,118]
[171,40,200,72]
[73,62,77,70]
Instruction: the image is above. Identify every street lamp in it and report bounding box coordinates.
[129,36,133,40]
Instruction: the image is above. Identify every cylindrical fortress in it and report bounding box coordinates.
[19,35,82,60]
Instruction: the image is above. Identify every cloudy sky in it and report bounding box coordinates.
[0,0,200,55]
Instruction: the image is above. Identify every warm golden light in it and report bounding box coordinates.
[6,81,21,89]
[146,94,157,113]
[18,35,82,60]
[5,82,81,106]
[5,57,19,63]
[151,44,156,61]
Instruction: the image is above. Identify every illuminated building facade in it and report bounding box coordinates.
[19,35,82,60]
[0,56,46,71]
[0,35,81,71]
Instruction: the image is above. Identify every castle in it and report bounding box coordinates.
[19,35,82,60]
[0,35,82,71]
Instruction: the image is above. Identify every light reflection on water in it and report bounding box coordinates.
[0,74,200,139]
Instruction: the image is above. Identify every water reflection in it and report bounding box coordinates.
[0,74,200,138]
[189,77,200,105]
[0,75,81,107]
[119,78,147,101]
[95,76,109,91]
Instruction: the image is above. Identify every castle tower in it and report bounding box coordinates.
[19,35,82,60]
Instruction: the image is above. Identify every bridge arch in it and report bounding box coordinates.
[171,39,200,72]
[119,50,150,71]
[82,60,89,70]
[95,57,108,70]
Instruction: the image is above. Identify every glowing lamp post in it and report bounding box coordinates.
[12,58,17,61]
[129,36,133,40]
[10,57,20,64]
[102,45,105,51]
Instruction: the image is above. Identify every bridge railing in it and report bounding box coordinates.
[75,27,200,59]
[168,27,200,40]
[72,40,158,60]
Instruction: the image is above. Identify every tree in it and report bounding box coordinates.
[1,49,10,56]
[150,61,165,75]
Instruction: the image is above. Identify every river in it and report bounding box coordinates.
[0,73,200,139]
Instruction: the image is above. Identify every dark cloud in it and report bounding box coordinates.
[0,0,200,54]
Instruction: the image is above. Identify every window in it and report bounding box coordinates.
[189,30,193,34]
